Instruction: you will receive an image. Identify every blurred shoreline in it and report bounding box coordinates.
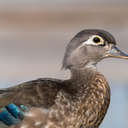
[0,4,128,29]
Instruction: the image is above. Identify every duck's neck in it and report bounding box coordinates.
[70,66,97,85]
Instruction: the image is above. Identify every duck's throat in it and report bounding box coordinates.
[70,66,97,85]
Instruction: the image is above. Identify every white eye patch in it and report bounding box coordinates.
[81,35,104,47]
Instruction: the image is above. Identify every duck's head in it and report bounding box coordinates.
[63,29,128,70]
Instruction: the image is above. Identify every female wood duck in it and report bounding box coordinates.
[0,29,128,128]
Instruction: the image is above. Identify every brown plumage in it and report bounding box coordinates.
[1,70,110,128]
[0,29,128,128]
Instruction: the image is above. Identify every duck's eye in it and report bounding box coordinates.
[93,37,101,43]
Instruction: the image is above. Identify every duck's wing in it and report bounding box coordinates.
[0,78,63,127]
[0,78,62,108]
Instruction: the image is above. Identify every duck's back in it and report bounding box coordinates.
[0,78,63,108]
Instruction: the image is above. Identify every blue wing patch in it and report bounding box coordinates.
[0,103,28,126]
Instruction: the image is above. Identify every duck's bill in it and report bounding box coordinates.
[108,46,128,59]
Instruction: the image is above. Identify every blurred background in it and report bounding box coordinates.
[0,0,128,128]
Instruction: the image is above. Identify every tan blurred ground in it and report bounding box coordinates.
[0,3,128,88]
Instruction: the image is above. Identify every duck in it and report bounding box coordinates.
[0,29,128,128]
